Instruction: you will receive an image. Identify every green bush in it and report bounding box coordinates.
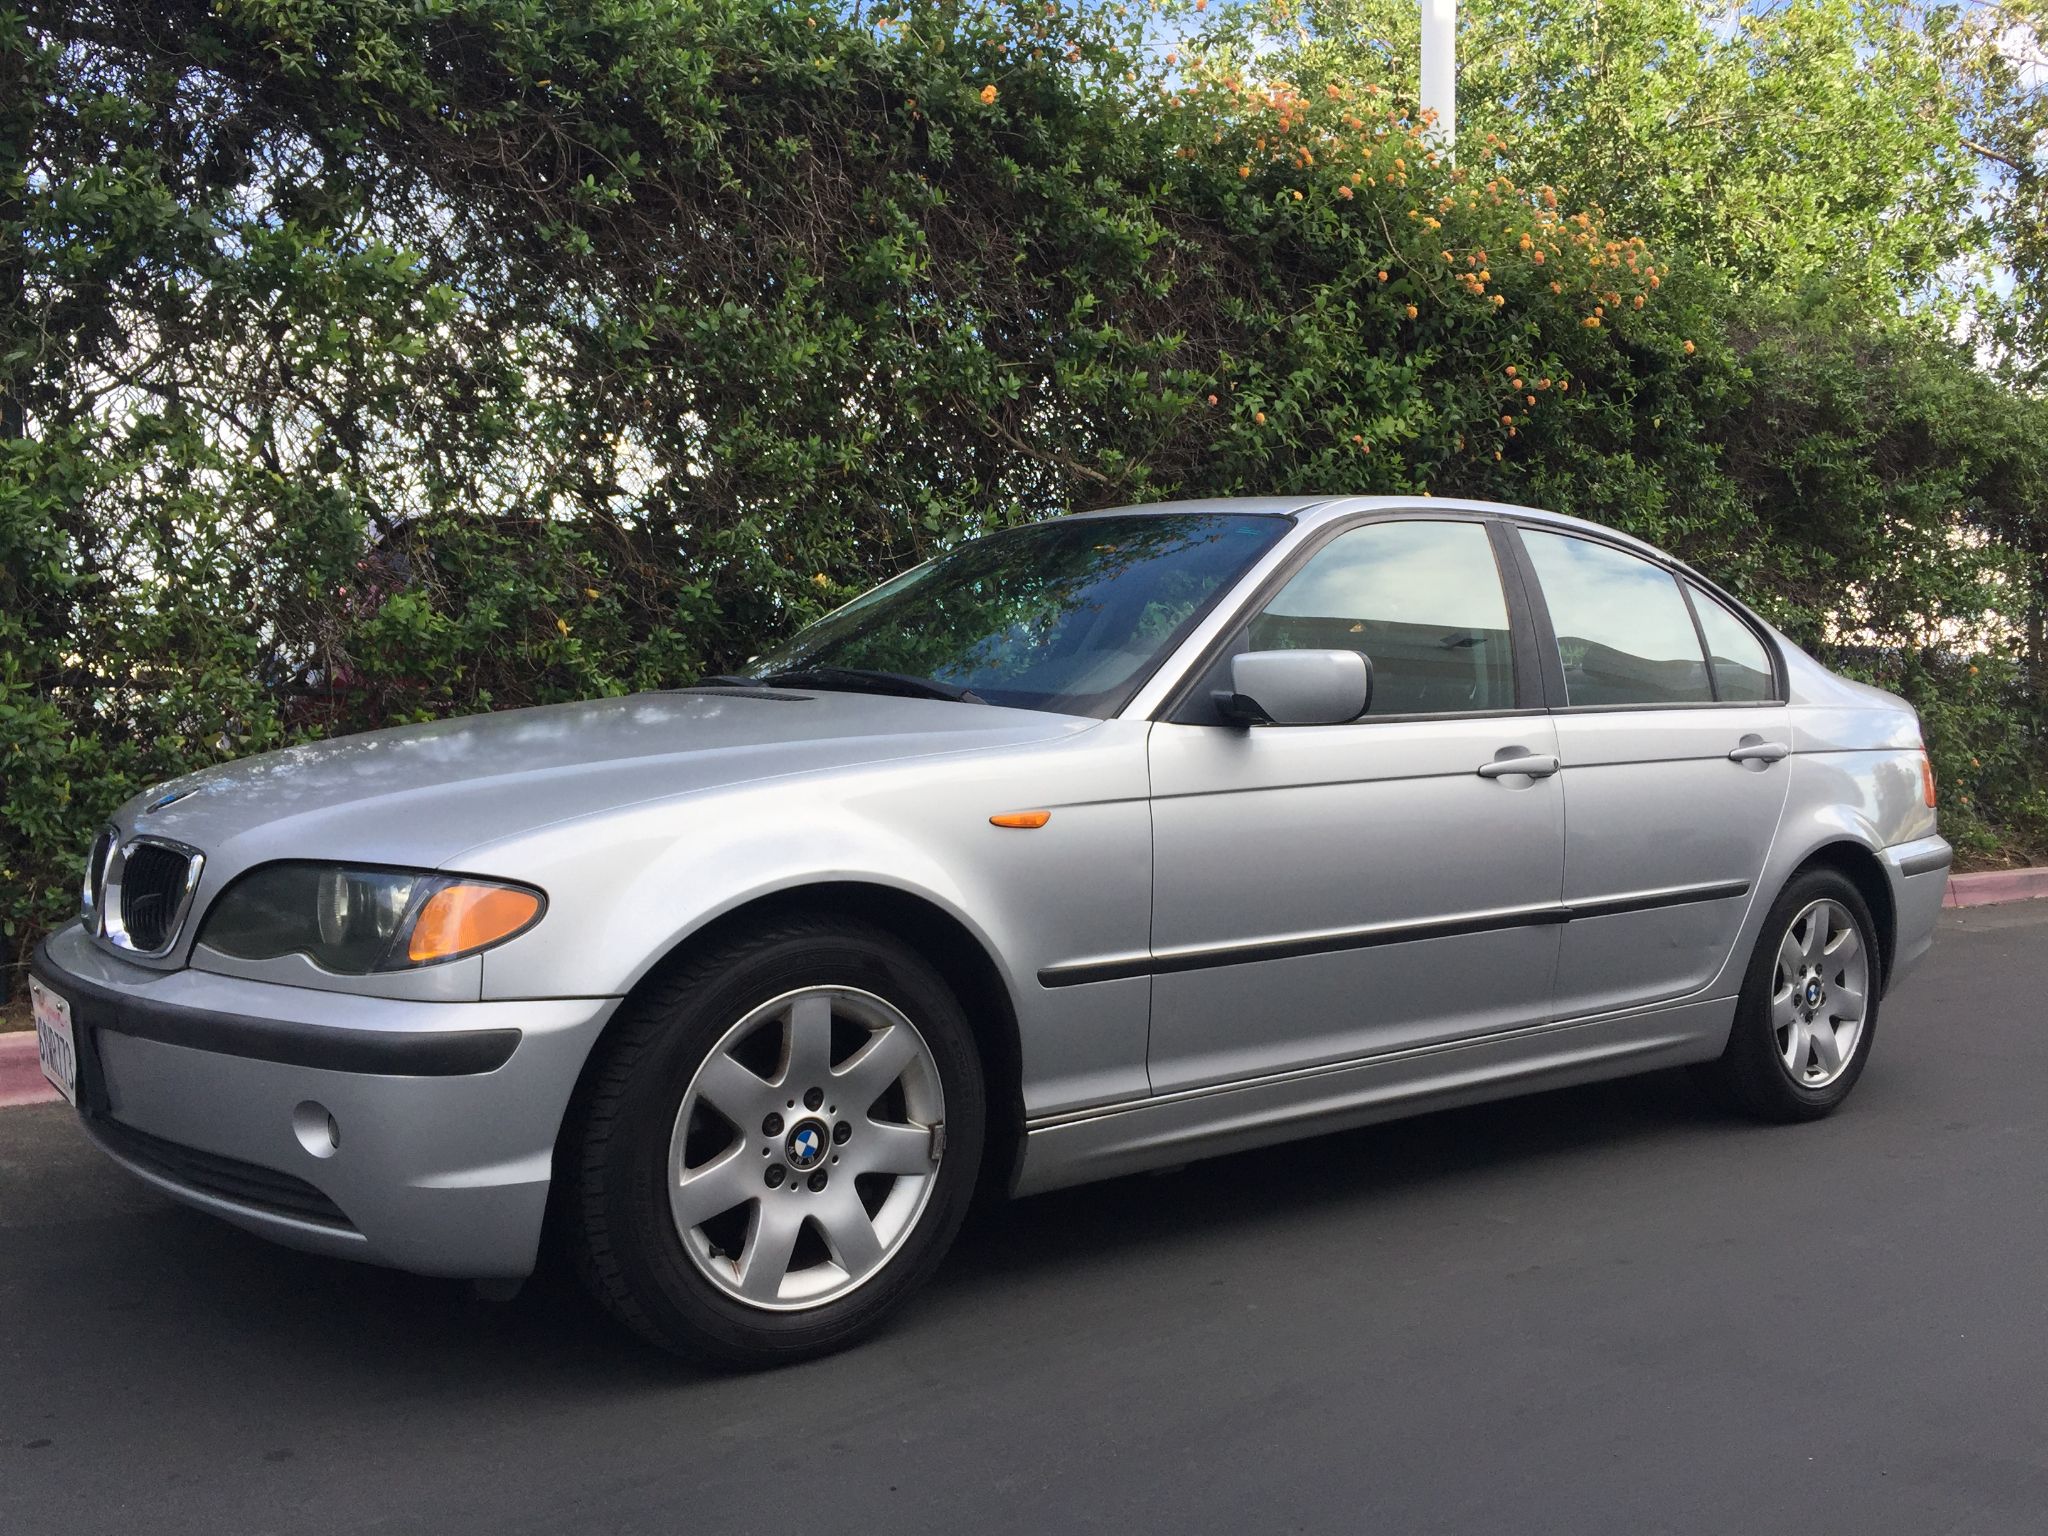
[3,0,2044,984]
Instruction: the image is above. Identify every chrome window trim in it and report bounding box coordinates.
[97,835,207,959]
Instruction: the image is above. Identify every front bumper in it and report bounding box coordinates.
[32,924,617,1279]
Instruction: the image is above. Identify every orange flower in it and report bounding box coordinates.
[1404,303,1418,318]
[1337,185,1353,200]
[1501,414,1514,426]
[1683,339,1696,355]
[980,84,999,104]
[1238,164,1251,177]
[1253,410,1267,424]
[1583,316,1601,328]
[1207,393,1219,405]
[1377,270,1388,282]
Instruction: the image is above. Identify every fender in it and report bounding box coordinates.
[471,719,1160,1119]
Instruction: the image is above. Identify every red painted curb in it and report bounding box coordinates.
[1944,866,2048,909]
[0,1030,59,1109]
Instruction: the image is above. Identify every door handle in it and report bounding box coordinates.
[1477,753,1560,779]
[1728,740,1790,765]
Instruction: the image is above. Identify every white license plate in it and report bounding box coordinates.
[31,978,78,1107]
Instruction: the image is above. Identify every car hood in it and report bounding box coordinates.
[116,690,1096,872]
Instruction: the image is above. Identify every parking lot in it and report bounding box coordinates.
[4,902,2045,1535]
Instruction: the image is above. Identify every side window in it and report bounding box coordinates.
[1248,520,1516,716]
[1521,530,1712,707]
[1690,585,1776,702]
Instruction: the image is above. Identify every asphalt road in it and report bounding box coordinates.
[4,904,2046,1535]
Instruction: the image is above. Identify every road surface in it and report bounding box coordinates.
[4,904,2044,1534]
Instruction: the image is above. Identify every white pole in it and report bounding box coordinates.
[1419,0,1456,156]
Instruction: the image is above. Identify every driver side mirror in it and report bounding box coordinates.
[1213,649,1372,726]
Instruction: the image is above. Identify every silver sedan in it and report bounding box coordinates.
[30,497,1951,1365]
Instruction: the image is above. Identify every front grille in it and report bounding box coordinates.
[83,827,116,921]
[118,841,198,952]
[92,1117,355,1230]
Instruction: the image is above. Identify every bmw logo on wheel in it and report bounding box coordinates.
[786,1121,826,1170]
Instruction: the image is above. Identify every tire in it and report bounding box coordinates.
[1693,868,1883,1122]
[561,916,985,1368]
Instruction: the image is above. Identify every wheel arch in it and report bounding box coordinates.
[558,880,1026,1201]
[1783,839,1897,991]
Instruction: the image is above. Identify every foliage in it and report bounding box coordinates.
[2,0,2046,982]
[1294,0,2048,367]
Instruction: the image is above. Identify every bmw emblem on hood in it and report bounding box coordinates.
[143,784,200,814]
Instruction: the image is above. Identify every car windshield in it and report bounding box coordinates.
[731,512,1291,717]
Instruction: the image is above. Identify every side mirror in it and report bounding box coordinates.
[1213,649,1371,726]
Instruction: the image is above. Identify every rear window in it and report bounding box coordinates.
[1690,586,1776,702]
[1521,530,1712,707]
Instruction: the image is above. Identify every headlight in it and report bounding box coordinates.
[198,863,544,973]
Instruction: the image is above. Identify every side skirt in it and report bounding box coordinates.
[1010,996,1736,1197]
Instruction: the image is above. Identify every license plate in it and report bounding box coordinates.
[31,978,77,1107]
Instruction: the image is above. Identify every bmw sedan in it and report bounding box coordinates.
[30,497,1952,1365]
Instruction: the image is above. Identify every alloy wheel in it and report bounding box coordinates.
[667,986,944,1310]
[1771,898,1869,1088]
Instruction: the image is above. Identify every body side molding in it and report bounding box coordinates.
[1036,879,1752,989]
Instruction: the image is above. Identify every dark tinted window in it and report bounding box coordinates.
[1690,586,1775,701]
[1248,520,1516,716]
[741,513,1289,717]
[1522,530,1712,706]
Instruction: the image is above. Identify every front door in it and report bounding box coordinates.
[1145,516,1566,1094]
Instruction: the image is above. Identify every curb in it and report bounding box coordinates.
[0,1030,58,1109]
[1944,866,2048,909]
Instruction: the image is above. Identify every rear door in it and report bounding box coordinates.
[1509,525,1792,1019]
[1144,515,1566,1093]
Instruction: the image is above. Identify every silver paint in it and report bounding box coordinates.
[36,496,1949,1279]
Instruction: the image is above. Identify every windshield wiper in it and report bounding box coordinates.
[758,667,987,704]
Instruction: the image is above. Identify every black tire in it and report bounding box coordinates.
[561,916,985,1368]
[1693,868,1883,1122]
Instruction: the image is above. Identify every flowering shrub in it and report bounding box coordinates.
[1,0,2043,983]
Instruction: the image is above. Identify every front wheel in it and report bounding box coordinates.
[1694,869,1882,1122]
[562,918,985,1367]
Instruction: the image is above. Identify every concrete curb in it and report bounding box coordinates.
[0,1030,58,1109]
[1944,866,2048,909]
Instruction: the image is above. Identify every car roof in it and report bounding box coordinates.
[1067,494,1674,564]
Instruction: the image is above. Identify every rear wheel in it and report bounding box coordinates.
[563,917,984,1367]
[1695,869,1881,1122]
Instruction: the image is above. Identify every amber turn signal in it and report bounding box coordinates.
[1920,752,1938,809]
[989,810,1052,829]
[407,883,543,963]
